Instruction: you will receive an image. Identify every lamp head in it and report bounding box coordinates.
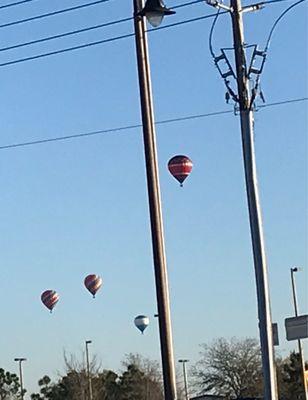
[86,340,92,344]
[139,0,175,27]
[14,358,26,362]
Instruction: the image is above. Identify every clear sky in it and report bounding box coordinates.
[0,0,307,397]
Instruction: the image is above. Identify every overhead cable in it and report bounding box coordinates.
[0,0,111,29]
[264,0,307,51]
[0,12,228,67]
[0,0,207,53]
[0,17,133,53]
[0,0,38,10]
[0,97,306,150]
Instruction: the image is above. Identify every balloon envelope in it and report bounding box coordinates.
[134,315,149,334]
[84,274,102,298]
[168,155,193,186]
[41,290,59,312]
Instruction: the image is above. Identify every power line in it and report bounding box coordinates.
[172,0,204,8]
[0,97,306,150]
[0,0,206,53]
[264,0,307,51]
[0,0,295,57]
[0,17,133,53]
[0,12,228,67]
[0,0,39,10]
[0,0,111,29]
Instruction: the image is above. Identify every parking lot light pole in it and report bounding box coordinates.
[85,340,93,400]
[290,267,308,398]
[178,359,189,400]
[14,358,26,400]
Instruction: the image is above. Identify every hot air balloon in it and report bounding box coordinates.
[41,290,59,313]
[134,315,149,334]
[84,274,102,298]
[168,155,193,186]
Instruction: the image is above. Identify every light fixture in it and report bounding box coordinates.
[139,0,175,27]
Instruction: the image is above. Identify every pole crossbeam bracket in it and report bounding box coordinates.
[248,45,267,78]
[214,49,237,79]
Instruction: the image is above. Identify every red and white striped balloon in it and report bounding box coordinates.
[84,274,103,298]
[168,155,193,186]
[41,290,59,312]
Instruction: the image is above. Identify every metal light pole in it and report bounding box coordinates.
[178,359,189,400]
[133,1,177,399]
[14,358,26,400]
[290,267,308,398]
[85,340,93,400]
[229,1,278,397]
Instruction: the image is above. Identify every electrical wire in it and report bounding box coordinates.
[172,0,204,9]
[264,0,307,51]
[260,0,300,4]
[0,12,228,67]
[0,0,207,54]
[0,0,111,30]
[0,17,133,53]
[249,0,306,108]
[0,0,293,57]
[0,97,306,150]
[209,9,220,59]
[0,0,39,10]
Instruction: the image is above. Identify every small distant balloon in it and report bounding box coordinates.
[168,155,193,186]
[134,315,149,334]
[41,290,59,313]
[84,274,103,298]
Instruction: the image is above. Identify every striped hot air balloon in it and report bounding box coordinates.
[134,315,149,334]
[41,290,59,313]
[84,274,102,298]
[168,155,193,186]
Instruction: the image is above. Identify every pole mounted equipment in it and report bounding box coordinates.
[204,0,282,398]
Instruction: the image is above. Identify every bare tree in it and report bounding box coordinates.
[191,337,263,398]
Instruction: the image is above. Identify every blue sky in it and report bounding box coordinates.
[0,0,307,397]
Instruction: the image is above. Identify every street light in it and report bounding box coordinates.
[290,267,308,399]
[85,340,93,400]
[14,358,26,400]
[178,359,189,400]
[137,0,175,27]
[133,1,177,399]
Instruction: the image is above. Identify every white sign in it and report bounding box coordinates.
[285,315,308,341]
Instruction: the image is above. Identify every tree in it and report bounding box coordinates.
[31,375,68,400]
[30,352,164,400]
[0,368,21,400]
[192,337,263,398]
[277,351,307,400]
[121,353,163,400]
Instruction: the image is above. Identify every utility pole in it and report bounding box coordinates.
[178,359,189,400]
[85,340,93,400]
[14,358,26,400]
[230,0,278,398]
[290,267,308,398]
[133,0,177,399]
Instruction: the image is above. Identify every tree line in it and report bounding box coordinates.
[0,338,306,399]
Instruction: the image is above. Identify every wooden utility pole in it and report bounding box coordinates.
[133,1,177,399]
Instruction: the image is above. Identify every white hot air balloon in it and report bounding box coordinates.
[134,315,149,334]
